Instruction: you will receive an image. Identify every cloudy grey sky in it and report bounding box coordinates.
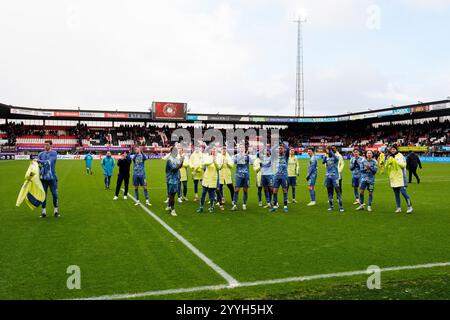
[1,0,450,116]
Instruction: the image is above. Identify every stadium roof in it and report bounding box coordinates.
[1,99,449,124]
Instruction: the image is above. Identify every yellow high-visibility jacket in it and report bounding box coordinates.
[179,156,189,182]
[253,158,262,187]
[189,151,204,180]
[219,152,234,185]
[288,156,299,177]
[16,161,46,210]
[378,152,386,175]
[202,154,222,188]
[336,152,345,179]
[386,153,407,188]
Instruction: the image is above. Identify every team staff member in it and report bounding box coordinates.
[102,151,115,190]
[84,152,94,175]
[36,140,60,218]
[114,151,131,200]
[406,151,422,184]
[386,146,413,214]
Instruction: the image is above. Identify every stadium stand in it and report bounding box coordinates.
[0,100,449,157]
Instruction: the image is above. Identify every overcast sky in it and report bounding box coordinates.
[1,0,450,116]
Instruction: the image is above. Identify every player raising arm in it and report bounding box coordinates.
[357,150,378,212]
[323,146,344,212]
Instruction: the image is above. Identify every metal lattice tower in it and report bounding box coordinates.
[294,18,306,117]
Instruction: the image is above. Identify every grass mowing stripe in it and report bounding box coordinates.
[78,261,450,300]
[125,190,239,287]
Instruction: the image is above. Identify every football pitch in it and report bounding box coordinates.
[0,159,449,300]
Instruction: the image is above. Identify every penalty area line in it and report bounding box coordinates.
[78,261,450,300]
[124,190,239,287]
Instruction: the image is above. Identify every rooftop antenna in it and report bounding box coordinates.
[294,14,307,117]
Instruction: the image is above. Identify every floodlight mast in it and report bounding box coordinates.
[294,18,306,117]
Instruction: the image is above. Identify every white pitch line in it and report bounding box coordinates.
[78,261,450,300]
[125,190,239,287]
[238,261,450,288]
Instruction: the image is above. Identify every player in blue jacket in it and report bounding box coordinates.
[130,146,151,206]
[306,148,318,206]
[323,147,344,212]
[259,147,273,208]
[101,151,115,190]
[349,148,363,205]
[36,140,60,218]
[231,144,253,211]
[357,150,378,212]
[270,142,290,213]
[84,152,94,175]
[165,147,184,217]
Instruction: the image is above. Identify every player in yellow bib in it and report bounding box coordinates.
[287,148,300,203]
[253,155,263,207]
[189,146,204,202]
[197,147,223,213]
[218,146,234,205]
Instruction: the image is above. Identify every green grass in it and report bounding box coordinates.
[0,159,449,300]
